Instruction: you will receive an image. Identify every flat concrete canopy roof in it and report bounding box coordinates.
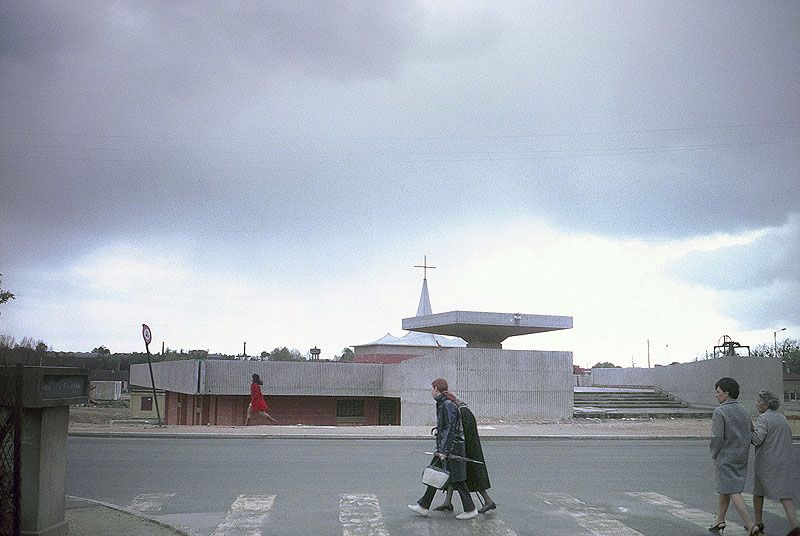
[402,311,573,348]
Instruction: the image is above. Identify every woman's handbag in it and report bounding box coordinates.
[421,460,450,489]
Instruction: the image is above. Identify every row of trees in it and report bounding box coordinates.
[750,339,800,374]
[0,335,357,370]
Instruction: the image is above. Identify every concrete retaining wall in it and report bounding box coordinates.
[132,352,573,426]
[132,360,385,397]
[130,359,199,394]
[391,348,573,425]
[591,357,784,414]
[201,360,384,396]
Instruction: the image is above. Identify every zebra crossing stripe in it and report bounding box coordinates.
[339,495,390,536]
[127,493,176,513]
[627,492,748,535]
[741,493,790,519]
[536,492,645,535]
[211,494,275,536]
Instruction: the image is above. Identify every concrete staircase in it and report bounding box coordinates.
[573,386,713,419]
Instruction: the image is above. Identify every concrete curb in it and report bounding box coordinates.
[68,430,715,441]
[66,495,198,536]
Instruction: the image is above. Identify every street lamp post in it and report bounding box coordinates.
[774,327,787,359]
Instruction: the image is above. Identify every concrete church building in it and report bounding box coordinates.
[130,268,574,426]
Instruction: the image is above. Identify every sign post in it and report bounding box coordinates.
[142,324,162,426]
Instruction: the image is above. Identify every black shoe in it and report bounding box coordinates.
[478,501,496,514]
[432,504,453,511]
[709,521,726,533]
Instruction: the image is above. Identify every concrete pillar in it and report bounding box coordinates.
[21,406,69,536]
[0,366,88,536]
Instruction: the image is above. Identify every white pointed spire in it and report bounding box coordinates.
[414,255,436,317]
[416,277,432,316]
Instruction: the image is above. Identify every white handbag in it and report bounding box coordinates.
[421,463,450,489]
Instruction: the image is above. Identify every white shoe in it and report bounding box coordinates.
[408,504,429,516]
[456,509,479,520]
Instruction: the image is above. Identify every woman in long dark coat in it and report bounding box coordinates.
[709,377,756,535]
[433,393,496,513]
[408,378,479,520]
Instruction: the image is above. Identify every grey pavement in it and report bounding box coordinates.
[66,495,194,536]
[64,417,800,535]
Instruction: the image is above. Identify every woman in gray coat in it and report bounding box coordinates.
[751,390,799,536]
[709,377,756,534]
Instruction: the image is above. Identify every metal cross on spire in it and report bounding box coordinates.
[414,255,436,280]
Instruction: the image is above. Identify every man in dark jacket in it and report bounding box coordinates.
[433,396,497,513]
[409,378,478,520]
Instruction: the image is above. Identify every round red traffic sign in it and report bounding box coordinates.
[142,324,152,345]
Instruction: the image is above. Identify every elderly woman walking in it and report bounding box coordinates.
[408,378,479,520]
[709,377,756,535]
[751,390,799,536]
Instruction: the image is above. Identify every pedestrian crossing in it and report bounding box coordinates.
[122,490,795,536]
[627,492,749,535]
[537,493,645,535]
[210,495,275,536]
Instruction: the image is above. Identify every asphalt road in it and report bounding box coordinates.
[66,437,800,536]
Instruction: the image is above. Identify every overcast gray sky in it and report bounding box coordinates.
[1,2,798,363]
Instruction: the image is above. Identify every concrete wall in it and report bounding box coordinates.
[131,360,385,397]
[201,360,384,396]
[90,380,122,400]
[591,357,784,414]
[129,388,165,420]
[130,360,199,394]
[20,406,69,536]
[131,353,573,426]
[391,348,573,425]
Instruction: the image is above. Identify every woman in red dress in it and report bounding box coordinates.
[244,373,276,425]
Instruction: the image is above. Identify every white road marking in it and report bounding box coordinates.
[627,492,748,535]
[340,494,390,536]
[211,494,275,536]
[536,492,644,535]
[127,493,176,513]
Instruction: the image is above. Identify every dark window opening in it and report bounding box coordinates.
[141,396,153,411]
[336,399,364,423]
[378,398,399,425]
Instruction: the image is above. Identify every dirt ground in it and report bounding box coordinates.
[69,400,130,425]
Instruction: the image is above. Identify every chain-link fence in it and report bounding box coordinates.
[0,366,22,536]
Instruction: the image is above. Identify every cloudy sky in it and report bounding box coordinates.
[1,2,797,366]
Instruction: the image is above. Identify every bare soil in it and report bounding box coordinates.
[69,400,130,425]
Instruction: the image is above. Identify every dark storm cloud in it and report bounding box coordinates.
[0,1,420,267]
[1,1,798,280]
[667,216,800,328]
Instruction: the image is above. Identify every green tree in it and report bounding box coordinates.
[268,346,305,361]
[592,361,620,368]
[780,338,800,374]
[0,274,14,314]
[335,347,355,362]
[750,343,771,358]
[91,345,111,355]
